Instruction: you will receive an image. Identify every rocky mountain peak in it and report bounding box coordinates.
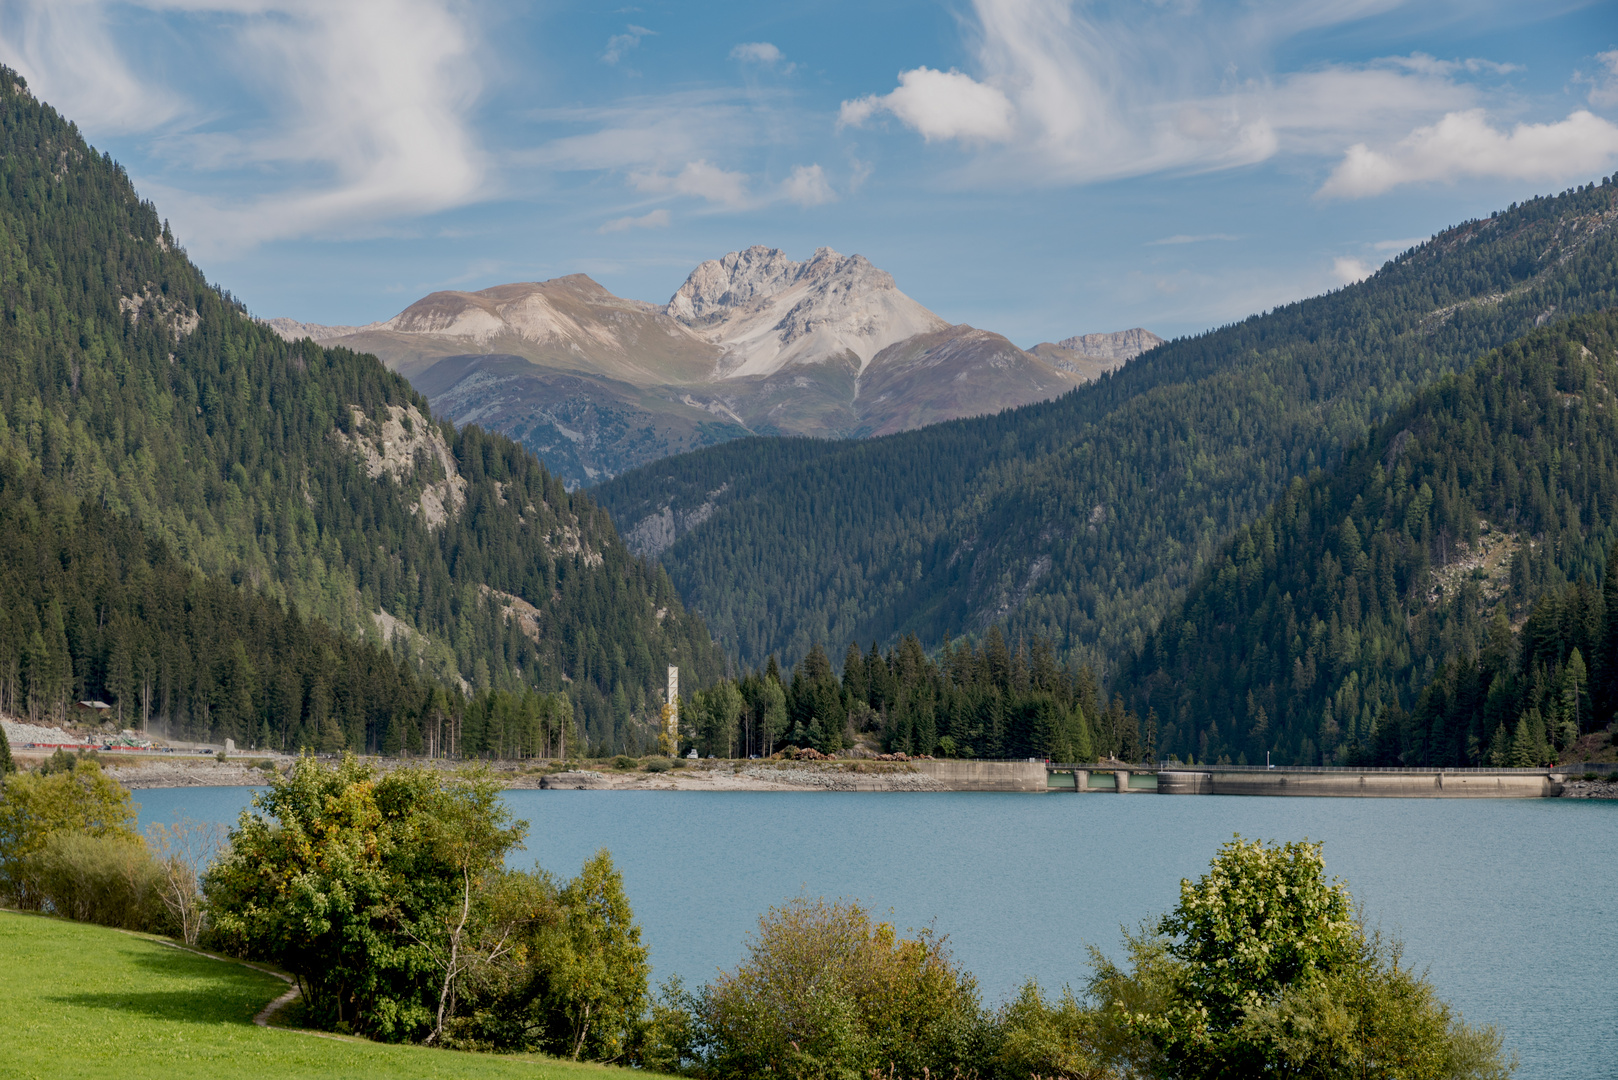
[665,245,946,378]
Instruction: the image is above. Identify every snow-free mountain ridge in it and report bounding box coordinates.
[270,247,1161,488]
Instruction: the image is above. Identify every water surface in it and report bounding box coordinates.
[136,788,1617,1079]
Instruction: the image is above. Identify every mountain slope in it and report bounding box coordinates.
[278,251,1149,487]
[594,180,1618,672]
[0,68,722,752]
[1117,312,1618,767]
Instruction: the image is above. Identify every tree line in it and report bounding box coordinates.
[681,627,1152,763]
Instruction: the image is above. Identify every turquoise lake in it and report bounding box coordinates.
[136,788,1617,1079]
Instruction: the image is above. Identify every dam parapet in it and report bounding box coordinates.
[1156,765,1560,798]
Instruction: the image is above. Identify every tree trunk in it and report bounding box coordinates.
[572,1002,593,1060]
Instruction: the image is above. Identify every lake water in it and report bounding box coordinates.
[135,788,1617,1079]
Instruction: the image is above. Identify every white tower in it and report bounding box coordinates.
[666,665,679,754]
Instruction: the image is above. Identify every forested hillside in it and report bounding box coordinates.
[596,179,1618,673]
[1119,313,1618,767]
[0,68,721,752]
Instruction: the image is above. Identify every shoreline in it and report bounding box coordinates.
[48,753,960,793]
[10,737,1616,797]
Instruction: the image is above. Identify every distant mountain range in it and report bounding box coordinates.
[268,247,1161,487]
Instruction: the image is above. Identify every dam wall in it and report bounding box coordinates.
[912,760,1048,792]
[1157,767,1559,798]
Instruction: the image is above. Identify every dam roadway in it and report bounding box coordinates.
[1038,763,1594,797]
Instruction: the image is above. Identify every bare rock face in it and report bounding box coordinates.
[666,245,949,378]
[1055,328,1164,362]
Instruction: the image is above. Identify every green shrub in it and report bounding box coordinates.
[1088,836,1511,1079]
[0,758,137,908]
[643,758,672,773]
[988,981,1107,1080]
[699,897,985,1080]
[27,832,167,931]
[610,755,638,771]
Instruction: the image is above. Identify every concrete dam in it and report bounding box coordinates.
[1040,764,1576,798]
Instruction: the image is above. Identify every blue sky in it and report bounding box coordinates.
[2,1,1615,344]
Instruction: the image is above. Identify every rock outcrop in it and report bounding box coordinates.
[666,246,949,377]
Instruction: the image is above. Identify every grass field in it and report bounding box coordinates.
[0,910,655,1080]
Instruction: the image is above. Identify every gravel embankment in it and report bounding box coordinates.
[1556,776,1618,799]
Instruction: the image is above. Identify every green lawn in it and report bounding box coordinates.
[0,910,655,1080]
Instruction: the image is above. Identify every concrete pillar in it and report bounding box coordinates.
[1115,770,1129,793]
[1075,769,1089,792]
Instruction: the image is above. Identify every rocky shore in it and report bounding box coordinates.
[1554,775,1618,799]
[31,752,950,793]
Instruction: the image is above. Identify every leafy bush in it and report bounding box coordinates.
[206,753,527,1041]
[26,832,166,931]
[0,757,137,908]
[644,758,672,773]
[448,850,650,1061]
[204,754,649,1059]
[610,755,639,770]
[697,897,985,1080]
[1089,836,1512,1079]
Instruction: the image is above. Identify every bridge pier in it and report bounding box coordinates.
[1074,769,1088,791]
[1115,770,1129,792]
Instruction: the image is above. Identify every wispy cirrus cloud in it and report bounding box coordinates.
[1149,233,1241,246]
[599,208,670,233]
[0,0,487,257]
[834,0,1597,192]
[603,24,655,66]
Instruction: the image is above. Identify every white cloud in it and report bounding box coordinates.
[0,0,486,257]
[603,24,656,65]
[731,42,782,64]
[1371,236,1425,253]
[1319,109,1618,199]
[1333,256,1375,284]
[839,67,1015,143]
[1149,233,1240,245]
[599,208,671,233]
[631,159,752,208]
[1386,53,1522,78]
[781,163,834,206]
[837,0,1540,187]
[1583,50,1618,109]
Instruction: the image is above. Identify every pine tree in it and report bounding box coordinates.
[0,721,14,774]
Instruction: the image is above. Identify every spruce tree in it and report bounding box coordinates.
[1508,714,1537,768]
[0,722,14,774]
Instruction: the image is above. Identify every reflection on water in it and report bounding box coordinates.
[137,787,1617,1079]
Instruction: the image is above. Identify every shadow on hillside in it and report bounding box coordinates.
[50,947,280,1024]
